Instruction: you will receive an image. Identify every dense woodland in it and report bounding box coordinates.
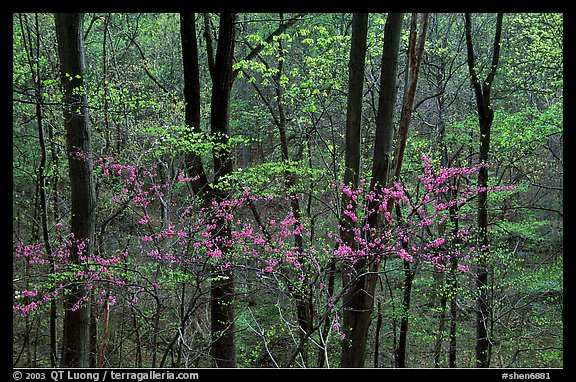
[12,13,563,369]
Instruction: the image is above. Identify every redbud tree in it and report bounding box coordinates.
[13,153,513,364]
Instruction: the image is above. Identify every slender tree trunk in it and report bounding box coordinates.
[317,259,337,368]
[271,18,313,361]
[391,13,429,182]
[151,295,162,367]
[55,12,95,368]
[433,270,447,367]
[386,13,428,369]
[133,310,143,368]
[19,13,61,367]
[373,301,383,367]
[448,254,458,367]
[89,304,98,367]
[465,12,503,368]
[98,301,110,368]
[394,259,415,368]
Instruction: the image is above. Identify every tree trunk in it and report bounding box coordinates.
[388,13,428,368]
[19,13,60,367]
[179,13,210,198]
[208,13,237,368]
[55,12,95,368]
[465,12,503,368]
[395,259,415,368]
[339,13,369,368]
[368,12,403,215]
[391,13,429,182]
[448,255,458,368]
[340,13,403,368]
[433,270,447,367]
[89,304,98,367]
[373,301,383,367]
[98,301,110,368]
[271,17,313,361]
[180,12,237,367]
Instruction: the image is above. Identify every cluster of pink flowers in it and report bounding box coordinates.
[331,156,515,272]
[13,229,130,316]
[14,155,514,318]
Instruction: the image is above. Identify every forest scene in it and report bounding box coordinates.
[12,12,563,369]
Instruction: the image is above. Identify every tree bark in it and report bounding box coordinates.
[390,14,428,369]
[55,12,95,368]
[179,13,210,199]
[208,13,237,368]
[368,12,403,207]
[339,13,369,368]
[339,13,403,368]
[180,13,237,367]
[465,12,503,368]
[391,13,429,182]
[395,259,415,368]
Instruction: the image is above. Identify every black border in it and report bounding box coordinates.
[6,3,571,380]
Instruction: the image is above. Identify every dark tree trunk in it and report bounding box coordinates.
[373,301,383,367]
[339,13,369,368]
[208,13,237,368]
[368,12,403,216]
[340,13,403,368]
[341,12,368,192]
[55,12,95,368]
[179,13,210,199]
[395,259,415,368]
[180,13,237,367]
[465,12,503,368]
[448,255,459,368]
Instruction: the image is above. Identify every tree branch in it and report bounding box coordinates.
[231,13,307,81]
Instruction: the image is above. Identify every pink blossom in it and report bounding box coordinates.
[397,248,413,262]
[343,209,358,223]
[177,171,193,182]
[457,265,470,272]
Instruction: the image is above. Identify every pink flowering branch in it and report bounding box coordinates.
[14,154,514,347]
